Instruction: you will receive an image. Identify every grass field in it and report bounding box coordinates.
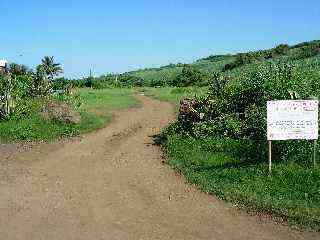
[141,87,207,110]
[75,88,141,133]
[0,88,140,142]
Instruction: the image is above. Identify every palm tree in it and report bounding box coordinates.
[41,56,63,80]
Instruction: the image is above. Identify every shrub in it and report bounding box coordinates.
[167,60,320,164]
[170,66,211,87]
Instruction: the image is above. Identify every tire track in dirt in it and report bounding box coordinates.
[0,95,318,240]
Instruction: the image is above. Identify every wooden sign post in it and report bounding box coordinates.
[314,140,317,168]
[268,140,272,174]
[267,100,319,173]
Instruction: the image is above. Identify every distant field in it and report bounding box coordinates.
[141,87,207,109]
[0,88,140,142]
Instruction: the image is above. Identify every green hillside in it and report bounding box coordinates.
[73,39,319,89]
[121,40,320,87]
[126,55,235,86]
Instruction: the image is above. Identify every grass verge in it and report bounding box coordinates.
[0,88,140,142]
[163,134,320,230]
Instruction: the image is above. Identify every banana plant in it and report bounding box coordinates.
[0,74,15,118]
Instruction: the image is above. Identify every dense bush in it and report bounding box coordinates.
[168,66,209,87]
[116,74,144,87]
[52,77,74,91]
[287,43,320,61]
[168,58,320,164]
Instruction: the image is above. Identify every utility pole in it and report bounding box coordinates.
[89,68,93,89]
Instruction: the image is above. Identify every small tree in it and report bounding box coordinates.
[84,76,93,88]
[30,65,51,96]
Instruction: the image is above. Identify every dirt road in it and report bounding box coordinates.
[0,95,318,240]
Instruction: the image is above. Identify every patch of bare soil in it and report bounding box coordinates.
[0,95,318,239]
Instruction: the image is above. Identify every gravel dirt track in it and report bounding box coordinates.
[0,95,318,240]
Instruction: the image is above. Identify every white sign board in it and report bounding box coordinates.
[267,100,319,140]
[0,59,7,67]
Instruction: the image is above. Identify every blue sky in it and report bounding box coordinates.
[0,0,319,78]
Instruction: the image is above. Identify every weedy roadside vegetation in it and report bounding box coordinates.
[0,57,139,142]
[143,41,320,230]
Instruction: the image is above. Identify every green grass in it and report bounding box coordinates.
[76,88,141,132]
[164,134,320,230]
[0,88,140,142]
[141,87,207,110]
